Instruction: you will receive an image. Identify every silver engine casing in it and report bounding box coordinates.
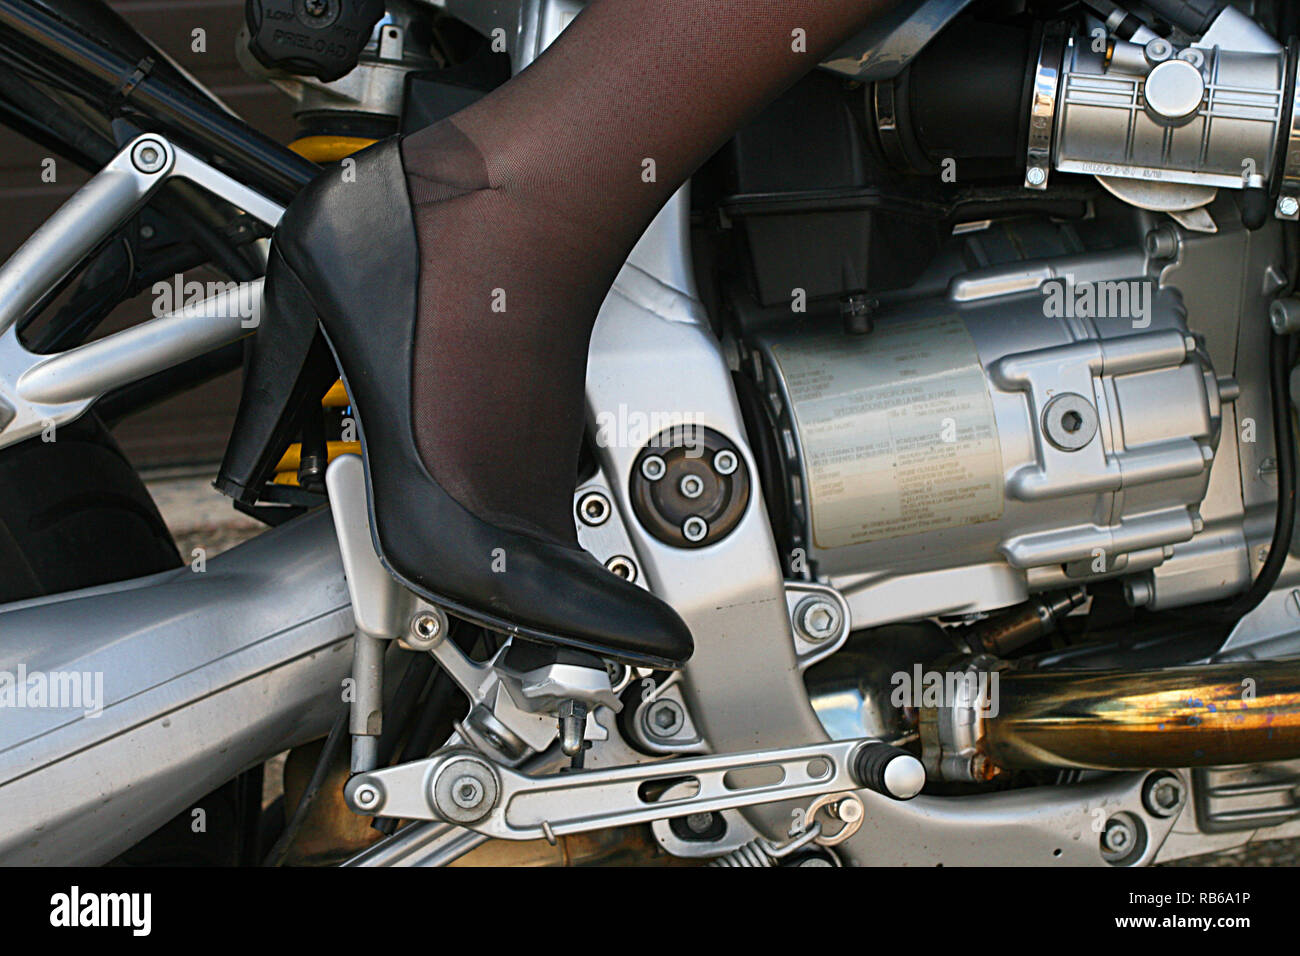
[748,207,1281,631]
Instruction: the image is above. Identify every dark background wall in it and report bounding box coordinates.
[0,0,298,468]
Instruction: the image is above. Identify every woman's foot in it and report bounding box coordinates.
[222,0,894,664]
[261,138,694,666]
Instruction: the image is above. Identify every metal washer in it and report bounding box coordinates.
[1041,392,1098,451]
[430,756,500,825]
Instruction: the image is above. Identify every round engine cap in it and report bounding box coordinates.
[1143,59,1205,126]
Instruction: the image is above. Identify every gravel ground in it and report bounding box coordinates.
[145,468,264,560]
[142,471,1300,866]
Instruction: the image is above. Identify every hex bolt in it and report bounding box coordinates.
[795,596,842,643]
[432,757,499,824]
[1124,574,1155,608]
[1102,816,1136,855]
[1042,393,1098,451]
[1280,196,1300,218]
[1025,166,1047,187]
[130,139,167,174]
[644,699,685,739]
[604,555,637,582]
[577,490,611,526]
[640,455,667,481]
[450,775,485,810]
[679,474,705,499]
[681,516,708,543]
[1142,773,1186,818]
[713,449,738,475]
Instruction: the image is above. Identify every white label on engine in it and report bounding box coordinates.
[773,315,1003,548]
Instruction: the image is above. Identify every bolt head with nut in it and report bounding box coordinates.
[431,757,499,824]
[450,775,485,810]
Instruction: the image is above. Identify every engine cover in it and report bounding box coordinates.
[752,278,1228,616]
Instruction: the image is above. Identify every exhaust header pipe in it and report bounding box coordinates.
[985,660,1300,771]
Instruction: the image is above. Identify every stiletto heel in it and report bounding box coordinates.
[217,138,692,668]
[216,245,340,504]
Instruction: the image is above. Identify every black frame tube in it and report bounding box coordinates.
[0,0,317,203]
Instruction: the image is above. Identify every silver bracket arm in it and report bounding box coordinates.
[0,133,284,448]
[344,738,922,842]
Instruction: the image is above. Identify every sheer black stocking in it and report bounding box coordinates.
[400,0,898,543]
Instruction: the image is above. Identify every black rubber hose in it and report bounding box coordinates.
[261,707,348,867]
[1142,0,1225,36]
[371,666,463,836]
[1216,328,1296,620]
[398,668,461,764]
[375,653,437,767]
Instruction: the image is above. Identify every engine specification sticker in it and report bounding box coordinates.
[771,315,1004,548]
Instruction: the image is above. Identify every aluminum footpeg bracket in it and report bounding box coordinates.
[345,739,880,841]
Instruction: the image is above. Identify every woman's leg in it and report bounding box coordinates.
[399,0,898,543]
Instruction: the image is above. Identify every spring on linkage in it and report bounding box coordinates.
[706,822,824,867]
[707,840,779,867]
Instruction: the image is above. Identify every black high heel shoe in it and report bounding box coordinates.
[217,138,692,668]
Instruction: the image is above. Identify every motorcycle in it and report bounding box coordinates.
[2,0,1300,867]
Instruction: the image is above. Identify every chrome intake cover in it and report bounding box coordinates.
[1052,37,1286,191]
[752,280,1228,620]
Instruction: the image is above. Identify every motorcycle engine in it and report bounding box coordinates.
[716,1,1294,633]
[750,279,1226,621]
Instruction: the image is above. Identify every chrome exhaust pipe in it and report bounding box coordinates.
[0,510,353,865]
[983,660,1300,771]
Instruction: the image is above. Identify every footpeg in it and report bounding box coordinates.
[853,741,925,800]
[343,738,925,841]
